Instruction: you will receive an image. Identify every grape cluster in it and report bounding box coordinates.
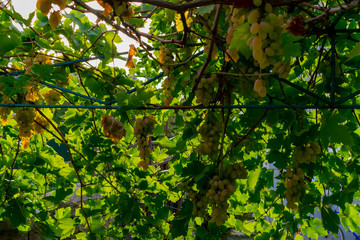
[14,108,37,149]
[181,163,248,226]
[253,78,267,98]
[33,115,49,135]
[14,108,36,138]
[43,90,62,105]
[0,95,11,125]
[196,114,221,159]
[159,46,175,106]
[246,2,285,69]
[195,74,218,106]
[25,83,40,102]
[285,167,307,211]
[36,0,65,27]
[293,142,321,164]
[114,1,134,18]
[101,115,126,144]
[273,60,291,79]
[134,115,157,170]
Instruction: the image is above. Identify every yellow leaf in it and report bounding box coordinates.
[175,11,192,32]
[125,44,138,69]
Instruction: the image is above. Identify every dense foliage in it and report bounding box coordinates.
[1,0,360,239]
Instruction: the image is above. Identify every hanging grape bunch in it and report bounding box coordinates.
[195,74,218,106]
[207,163,248,225]
[36,0,65,27]
[180,163,248,226]
[0,94,11,124]
[33,115,50,135]
[101,115,126,144]
[196,113,222,159]
[293,142,321,164]
[134,115,157,170]
[285,166,307,211]
[159,46,175,106]
[14,108,37,149]
[253,77,267,98]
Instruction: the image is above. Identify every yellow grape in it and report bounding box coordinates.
[247,36,255,47]
[258,86,267,97]
[247,9,259,24]
[250,22,260,34]
[252,36,262,50]
[253,48,264,61]
[254,79,263,92]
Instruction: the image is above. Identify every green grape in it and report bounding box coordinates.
[265,3,272,13]
[253,0,262,7]
[265,47,275,56]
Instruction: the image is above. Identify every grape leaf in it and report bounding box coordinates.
[320,205,340,234]
[320,110,354,146]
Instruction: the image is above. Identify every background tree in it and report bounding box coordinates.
[1,0,360,239]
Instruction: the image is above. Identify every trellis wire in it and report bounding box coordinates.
[2,103,360,110]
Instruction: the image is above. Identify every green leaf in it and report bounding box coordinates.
[347,41,360,61]
[230,23,252,59]
[320,205,340,234]
[1,8,35,26]
[320,110,354,146]
[281,33,302,59]
[0,32,21,56]
[171,199,192,237]
[247,167,261,190]
[195,5,215,15]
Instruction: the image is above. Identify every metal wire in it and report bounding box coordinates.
[2,103,360,110]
